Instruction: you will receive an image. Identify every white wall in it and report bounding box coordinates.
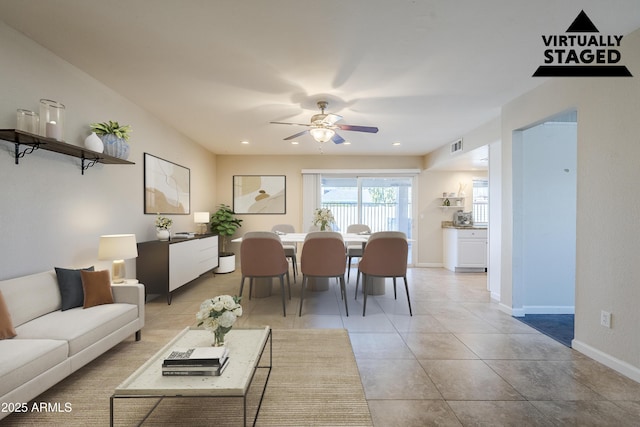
[0,22,217,280]
[500,28,640,380]
[513,121,576,314]
[488,140,502,301]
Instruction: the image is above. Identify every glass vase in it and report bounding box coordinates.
[39,99,65,141]
[213,326,232,346]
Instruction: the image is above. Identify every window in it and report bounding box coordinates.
[472,179,488,225]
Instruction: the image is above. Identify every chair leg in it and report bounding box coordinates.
[249,277,254,300]
[298,275,307,316]
[239,276,246,297]
[393,277,397,300]
[279,275,286,317]
[362,273,368,316]
[339,275,349,317]
[288,256,297,283]
[404,276,412,316]
[355,270,361,300]
[286,271,292,299]
[347,256,352,282]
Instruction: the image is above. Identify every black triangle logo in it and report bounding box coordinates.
[566,10,599,32]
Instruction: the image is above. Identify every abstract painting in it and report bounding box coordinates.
[144,153,190,214]
[233,175,286,214]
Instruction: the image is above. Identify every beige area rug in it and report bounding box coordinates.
[3,329,372,426]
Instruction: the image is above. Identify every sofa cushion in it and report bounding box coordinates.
[14,303,138,356]
[55,266,95,311]
[0,290,17,339]
[0,271,61,328]
[81,270,114,308]
[0,339,69,397]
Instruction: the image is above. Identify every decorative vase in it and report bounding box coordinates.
[84,132,104,153]
[156,228,170,241]
[213,326,232,346]
[100,134,130,159]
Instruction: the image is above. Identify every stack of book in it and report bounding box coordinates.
[162,346,230,376]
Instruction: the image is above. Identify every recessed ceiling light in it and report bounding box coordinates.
[241,140,249,144]
[343,141,351,145]
[291,141,299,145]
[392,141,401,146]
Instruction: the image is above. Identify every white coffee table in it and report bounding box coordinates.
[110,326,272,426]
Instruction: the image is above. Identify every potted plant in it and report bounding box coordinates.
[210,204,243,273]
[89,120,132,159]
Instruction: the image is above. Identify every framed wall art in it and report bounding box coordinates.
[233,175,286,214]
[144,153,190,214]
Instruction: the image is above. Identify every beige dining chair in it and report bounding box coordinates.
[346,223,371,282]
[298,231,349,317]
[239,231,291,316]
[271,224,298,282]
[355,231,412,317]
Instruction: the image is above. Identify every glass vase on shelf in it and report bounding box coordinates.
[39,99,65,141]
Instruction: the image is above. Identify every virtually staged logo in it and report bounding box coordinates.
[533,10,632,77]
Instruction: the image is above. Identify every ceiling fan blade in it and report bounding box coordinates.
[332,133,345,144]
[323,113,343,125]
[283,129,309,140]
[270,121,311,127]
[337,124,379,133]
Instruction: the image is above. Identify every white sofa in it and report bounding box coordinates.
[0,269,144,420]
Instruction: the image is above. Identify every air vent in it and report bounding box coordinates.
[450,139,463,154]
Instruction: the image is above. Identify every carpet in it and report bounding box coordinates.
[3,329,372,426]
[516,314,575,348]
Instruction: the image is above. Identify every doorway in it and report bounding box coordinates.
[512,111,577,344]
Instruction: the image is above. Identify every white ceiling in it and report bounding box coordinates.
[1,0,639,166]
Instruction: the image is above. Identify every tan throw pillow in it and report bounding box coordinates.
[0,290,17,339]
[81,270,114,308]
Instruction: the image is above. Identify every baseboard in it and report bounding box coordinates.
[572,339,640,383]
[415,263,443,268]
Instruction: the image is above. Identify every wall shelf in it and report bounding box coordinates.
[438,196,465,208]
[0,129,134,175]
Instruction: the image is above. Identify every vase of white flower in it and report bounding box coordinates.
[196,295,243,346]
[155,214,173,240]
[313,208,335,231]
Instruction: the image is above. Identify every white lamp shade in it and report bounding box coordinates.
[194,211,210,223]
[309,127,335,143]
[98,234,138,260]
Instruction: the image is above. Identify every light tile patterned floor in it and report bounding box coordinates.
[145,266,640,426]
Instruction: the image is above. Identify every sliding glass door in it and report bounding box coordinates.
[320,175,413,262]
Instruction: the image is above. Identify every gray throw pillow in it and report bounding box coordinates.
[55,266,94,311]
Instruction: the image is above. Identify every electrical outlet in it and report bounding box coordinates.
[600,310,611,328]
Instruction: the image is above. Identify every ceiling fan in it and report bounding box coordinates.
[270,101,379,144]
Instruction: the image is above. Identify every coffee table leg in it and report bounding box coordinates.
[110,395,114,427]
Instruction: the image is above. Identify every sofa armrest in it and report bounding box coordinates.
[111,283,145,333]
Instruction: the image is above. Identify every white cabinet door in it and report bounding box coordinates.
[443,228,487,271]
[169,239,199,292]
[458,238,487,267]
[197,236,219,274]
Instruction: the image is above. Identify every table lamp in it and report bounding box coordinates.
[98,234,138,283]
[194,211,210,235]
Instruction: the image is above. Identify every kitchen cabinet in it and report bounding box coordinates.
[137,234,218,304]
[443,228,487,272]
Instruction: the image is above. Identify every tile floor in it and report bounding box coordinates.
[145,266,640,426]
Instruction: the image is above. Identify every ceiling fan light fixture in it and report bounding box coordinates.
[309,127,335,143]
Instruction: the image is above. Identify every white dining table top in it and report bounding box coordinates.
[231,232,370,244]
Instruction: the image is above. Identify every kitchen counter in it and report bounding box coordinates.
[441,221,487,230]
